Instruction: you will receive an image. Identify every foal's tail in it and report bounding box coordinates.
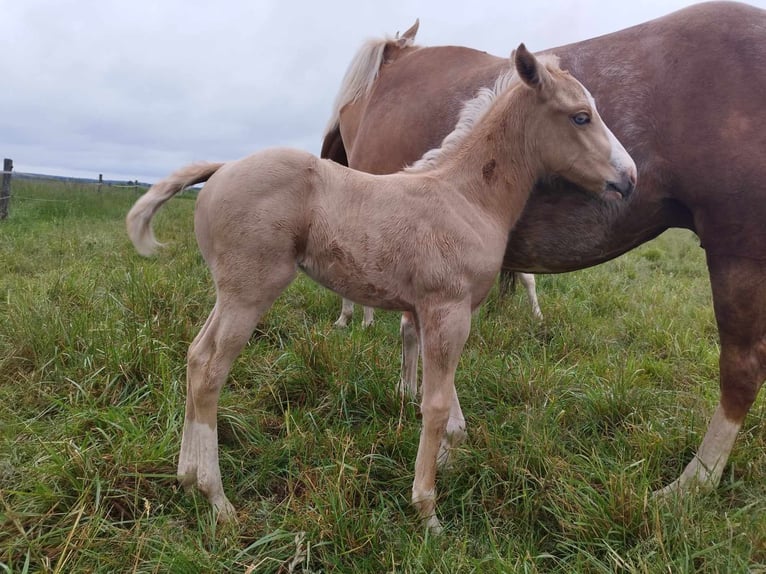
[126,162,224,256]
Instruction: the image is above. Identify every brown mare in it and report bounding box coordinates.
[320,1,766,499]
[127,46,636,533]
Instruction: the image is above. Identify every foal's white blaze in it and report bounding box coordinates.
[584,88,637,184]
[656,404,741,496]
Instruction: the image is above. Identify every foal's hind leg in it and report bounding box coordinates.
[177,264,297,520]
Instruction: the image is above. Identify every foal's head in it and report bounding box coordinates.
[512,44,636,198]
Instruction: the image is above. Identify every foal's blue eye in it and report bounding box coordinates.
[572,112,591,126]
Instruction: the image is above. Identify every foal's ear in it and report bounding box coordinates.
[514,43,552,96]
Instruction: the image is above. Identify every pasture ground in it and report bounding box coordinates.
[1,180,765,572]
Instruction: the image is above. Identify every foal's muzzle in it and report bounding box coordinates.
[606,169,637,198]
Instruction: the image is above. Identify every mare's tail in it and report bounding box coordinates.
[126,162,224,256]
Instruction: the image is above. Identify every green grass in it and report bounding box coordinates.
[1,179,765,572]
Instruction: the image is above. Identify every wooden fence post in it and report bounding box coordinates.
[0,158,12,220]
[97,173,103,193]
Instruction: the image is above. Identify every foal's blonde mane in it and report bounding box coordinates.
[406,54,560,174]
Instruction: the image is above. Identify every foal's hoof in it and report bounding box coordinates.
[652,478,681,499]
[425,515,443,536]
[177,472,197,492]
[652,476,712,500]
[334,317,349,329]
[213,497,238,523]
[651,461,720,500]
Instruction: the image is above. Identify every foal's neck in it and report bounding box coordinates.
[434,97,538,232]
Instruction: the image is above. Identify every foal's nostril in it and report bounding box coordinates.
[617,167,637,197]
[607,173,636,198]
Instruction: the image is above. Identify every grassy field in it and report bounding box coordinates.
[1,179,765,573]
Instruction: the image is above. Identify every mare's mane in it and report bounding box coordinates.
[405,54,560,174]
[324,32,420,136]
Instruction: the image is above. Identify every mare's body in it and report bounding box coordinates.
[320,1,766,496]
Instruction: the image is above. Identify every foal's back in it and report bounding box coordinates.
[194,140,512,314]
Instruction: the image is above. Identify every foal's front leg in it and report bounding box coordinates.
[399,310,467,469]
[411,300,472,534]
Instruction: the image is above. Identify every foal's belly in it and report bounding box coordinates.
[298,253,413,312]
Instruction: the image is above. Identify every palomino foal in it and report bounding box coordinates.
[126,46,636,533]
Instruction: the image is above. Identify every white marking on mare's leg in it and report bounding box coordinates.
[334,298,354,328]
[362,306,374,328]
[518,273,543,320]
[655,403,741,497]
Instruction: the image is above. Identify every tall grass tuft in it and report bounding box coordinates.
[1,179,765,572]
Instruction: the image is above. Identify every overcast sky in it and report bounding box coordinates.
[3,0,764,183]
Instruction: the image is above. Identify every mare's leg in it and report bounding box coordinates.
[657,254,766,496]
[177,263,297,520]
[498,269,515,296]
[398,312,420,397]
[334,298,355,328]
[362,306,374,328]
[411,300,472,534]
[518,273,543,320]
